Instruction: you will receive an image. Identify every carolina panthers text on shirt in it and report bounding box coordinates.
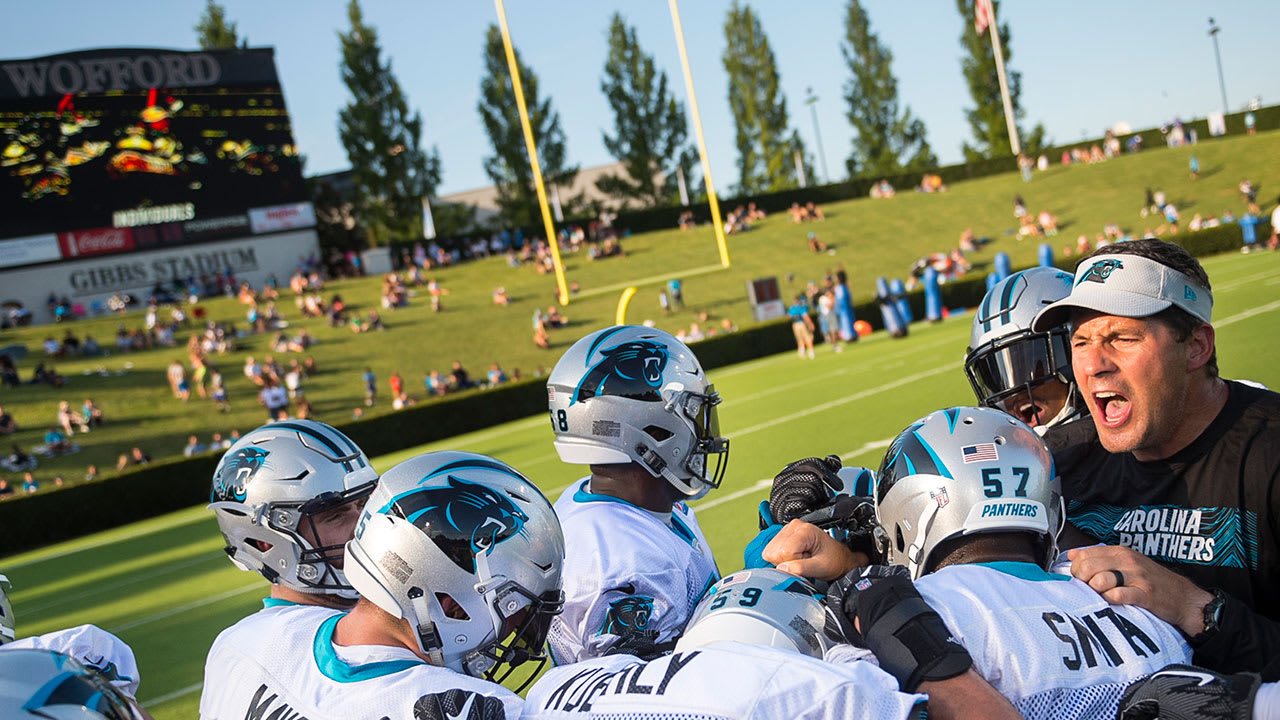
[1041,608,1166,671]
[1068,502,1259,569]
[539,652,700,713]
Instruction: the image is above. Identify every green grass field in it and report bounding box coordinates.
[3,249,1278,719]
[1,130,1278,489]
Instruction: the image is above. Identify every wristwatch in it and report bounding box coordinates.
[1189,589,1227,645]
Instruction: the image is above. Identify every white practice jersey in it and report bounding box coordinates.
[3,624,140,697]
[523,641,926,720]
[200,603,523,720]
[549,479,719,663]
[915,562,1191,720]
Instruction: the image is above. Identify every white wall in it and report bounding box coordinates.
[0,229,319,324]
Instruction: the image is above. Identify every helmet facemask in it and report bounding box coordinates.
[966,325,1079,430]
[654,383,729,497]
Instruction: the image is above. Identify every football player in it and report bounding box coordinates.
[199,451,564,720]
[966,267,1084,431]
[200,419,378,716]
[0,648,154,719]
[821,407,1194,719]
[545,326,728,662]
[0,575,143,699]
[524,567,1017,720]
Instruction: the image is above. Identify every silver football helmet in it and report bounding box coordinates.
[344,451,565,686]
[547,326,729,498]
[965,268,1082,431]
[0,575,13,645]
[209,420,378,600]
[676,568,841,659]
[0,649,143,720]
[875,407,1063,579]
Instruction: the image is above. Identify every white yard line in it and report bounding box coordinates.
[1216,299,1280,327]
[22,554,222,619]
[140,681,203,708]
[109,583,260,634]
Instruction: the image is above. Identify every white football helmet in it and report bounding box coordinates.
[965,268,1082,430]
[547,326,729,498]
[0,649,143,719]
[344,451,564,686]
[0,575,13,645]
[209,420,378,600]
[875,407,1063,579]
[677,568,841,659]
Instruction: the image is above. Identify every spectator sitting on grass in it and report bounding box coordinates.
[85,464,98,482]
[487,363,507,386]
[22,472,37,494]
[131,446,151,465]
[183,434,206,457]
[366,309,385,331]
[807,232,828,253]
[493,286,510,306]
[544,305,567,328]
[116,453,129,471]
[2,444,37,472]
[0,477,11,498]
[81,398,103,428]
[41,427,73,455]
[57,401,87,435]
[210,432,231,451]
[448,361,473,391]
[0,358,19,388]
[804,201,825,220]
[0,405,17,434]
[31,362,63,387]
[294,395,314,420]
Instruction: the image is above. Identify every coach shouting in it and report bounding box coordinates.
[1033,238,1280,678]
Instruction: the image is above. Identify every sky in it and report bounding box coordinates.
[7,1,1278,196]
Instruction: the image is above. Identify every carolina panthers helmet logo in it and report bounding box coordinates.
[211,447,270,502]
[1077,259,1124,285]
[600,594,654,636]
[387,476,528,574]
[574,340,669,404]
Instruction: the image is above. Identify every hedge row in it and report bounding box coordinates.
[0,222,1264,554]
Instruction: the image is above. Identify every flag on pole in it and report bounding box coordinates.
[975,0,993,35]
[421,197,437,240]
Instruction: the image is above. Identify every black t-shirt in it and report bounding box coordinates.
[1047,380,1280,617]
[1046,380,1280,676]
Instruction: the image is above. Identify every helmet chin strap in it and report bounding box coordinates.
[407,589,446,667]
[905,500,944,579]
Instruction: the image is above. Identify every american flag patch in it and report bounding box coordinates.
[962,443,999,463]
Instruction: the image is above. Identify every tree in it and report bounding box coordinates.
[955,0,1045,161]
[194,0,245,50]
[841,0,936,178]
[597,13,693,209]
[478,25,578,228]
[337,0,441,247]
[722,1,804,194]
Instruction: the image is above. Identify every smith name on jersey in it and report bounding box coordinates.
[550,480,719,662]
[200,603,522,720]
[523,641,926,720]
[915,562,1191,720]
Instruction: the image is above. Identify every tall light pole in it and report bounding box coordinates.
[805,87,829,185]
[1208,17,1228,112]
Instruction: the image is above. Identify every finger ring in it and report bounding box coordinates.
[1110,569,1125,587]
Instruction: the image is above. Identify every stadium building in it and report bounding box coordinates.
[0,47,318,324]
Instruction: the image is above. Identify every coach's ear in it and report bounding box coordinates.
[1185,323,1215,374]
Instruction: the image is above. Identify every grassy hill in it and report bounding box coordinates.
[0,130,1277,489]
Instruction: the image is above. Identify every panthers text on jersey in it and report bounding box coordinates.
[915,562,1191,720]
[199,603,523,720]
[549,480,719,663]
[522,641,926,720]
[2,624,141,697]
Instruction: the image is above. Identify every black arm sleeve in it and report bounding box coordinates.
[1190,592,1280,680]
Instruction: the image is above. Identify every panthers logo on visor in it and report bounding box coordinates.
[383,476,528,574]
[1077,258,1124,285]
[573,337,669,404]
[212,447,270,502]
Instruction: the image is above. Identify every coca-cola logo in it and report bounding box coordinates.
[75,229,131,252]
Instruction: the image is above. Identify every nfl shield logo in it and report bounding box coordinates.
[856,579,872,591]
[930,488,950,508]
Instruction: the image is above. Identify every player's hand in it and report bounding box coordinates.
[826,565,972,692]
[764,519,866,580]
[1117,664,1261,720]
[769,455,843,524]
[1067,545,1214,636]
